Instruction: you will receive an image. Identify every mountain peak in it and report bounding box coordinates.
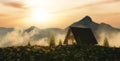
[70,16,99,29]
[80,16,92,23]
[29,26,36,29]
[24,26,39,33]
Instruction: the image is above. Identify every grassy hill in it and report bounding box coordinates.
[0,45,120,61]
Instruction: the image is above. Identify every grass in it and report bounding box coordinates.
[0,45,120,61]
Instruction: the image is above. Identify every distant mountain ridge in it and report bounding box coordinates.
[0,16,120,42]
[70,16,120,31]
[69,16,120,41]
[23,26,65,41]
[69,16,99,31]
[0,27,14,39]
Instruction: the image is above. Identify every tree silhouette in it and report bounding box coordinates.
[49,34,56,48]
[58,39,62,46]
[103,37,109,47]
[28,41,31,46]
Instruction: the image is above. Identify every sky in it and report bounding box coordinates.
[0,0,120,28]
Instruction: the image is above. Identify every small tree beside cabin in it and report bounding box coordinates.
[49,34,56,48]
[58,39,62,46]
[103,37,109,47]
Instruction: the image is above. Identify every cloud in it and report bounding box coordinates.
[0,27,66,47]
[0,1,29,28]
[0,25,120,47]
[0,14,9,16]
[56,0,120,13]
[76,0,120,9]
[73,0,120,10]
[98,32,120,47]
[3,2,26,9]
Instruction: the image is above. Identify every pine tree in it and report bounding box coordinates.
[49,34,56,48]
[58,39,62,46]
[28,41,31,46]
[103,37,109,47]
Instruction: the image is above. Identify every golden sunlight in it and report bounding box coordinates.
[23,0,54,24]
[29,9,51,23]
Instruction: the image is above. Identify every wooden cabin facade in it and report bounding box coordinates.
[64,27,98,45]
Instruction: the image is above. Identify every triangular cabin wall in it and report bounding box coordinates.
[64,27,98,46]
[64,29,77,45]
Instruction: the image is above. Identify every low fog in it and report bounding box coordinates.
[0,27,120,48]
[0,27,66,48]
[98,31,120,47]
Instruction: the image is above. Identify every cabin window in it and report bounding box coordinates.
[67,31,77,45]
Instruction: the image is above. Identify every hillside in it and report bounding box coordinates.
[0,45,120,61]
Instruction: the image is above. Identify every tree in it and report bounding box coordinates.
[58,39,62,46]
[28,41,31,46]
[49,34,56,48]
[103,37,109,47]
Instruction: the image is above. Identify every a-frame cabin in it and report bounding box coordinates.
[64,27,98,45]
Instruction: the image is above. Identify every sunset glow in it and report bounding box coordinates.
[0,0,119,28]
[0,1,120,59]
[29,9,51,23]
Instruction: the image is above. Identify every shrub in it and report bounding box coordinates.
[49,34,56,48]
[58,39,62,46]
[28,41,31,46]
[103,37,109,47]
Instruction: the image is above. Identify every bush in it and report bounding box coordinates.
[103,37,109,47]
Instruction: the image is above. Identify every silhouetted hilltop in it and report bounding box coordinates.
[68,16,120,41]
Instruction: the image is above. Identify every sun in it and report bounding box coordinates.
[23,0,56,26]
[29,8,51,23]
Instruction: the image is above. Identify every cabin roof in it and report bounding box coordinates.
[64,27,98,45]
